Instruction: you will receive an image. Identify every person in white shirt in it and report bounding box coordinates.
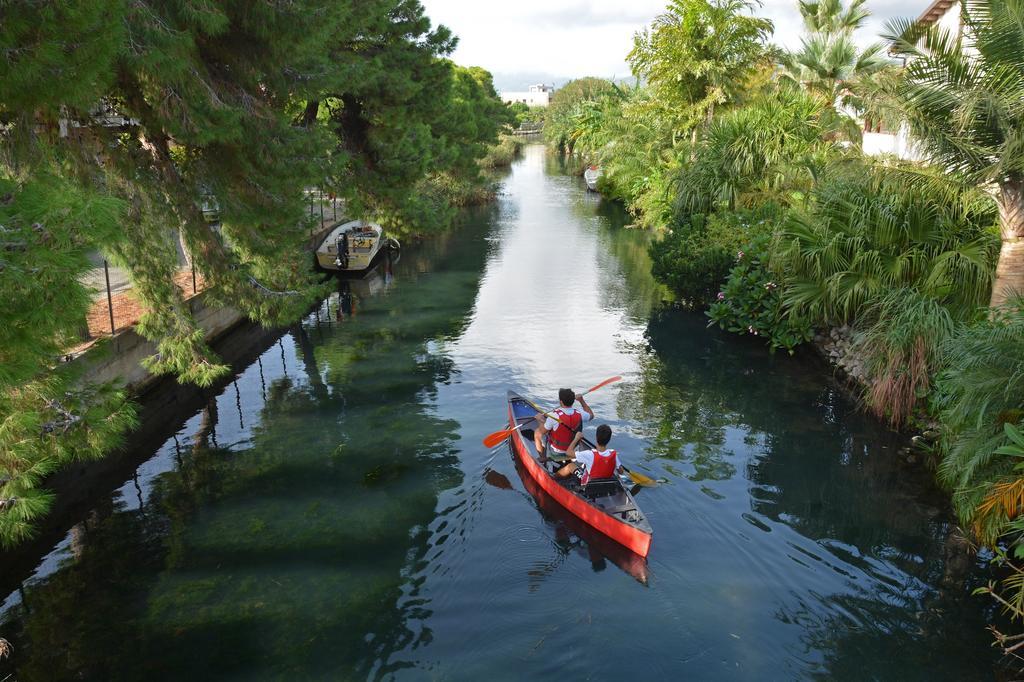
[557,424,626,483]
[534,388,594,457]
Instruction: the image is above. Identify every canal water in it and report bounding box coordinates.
[0,145,999,680]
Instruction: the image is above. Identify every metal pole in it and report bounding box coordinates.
[333,196,337,220]
[104,259,116,335]
[192,261,197,294]
[319,187,324,224]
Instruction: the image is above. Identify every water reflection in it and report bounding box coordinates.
[0,217,494,680]
[618,307,996,679]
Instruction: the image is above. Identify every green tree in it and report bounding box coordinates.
[416,64,516,210]
[0,0,509,546]
[0,172,139,545]
[544,77,618,153]
[781,0,888,133]
[627,0,773,131]
[886,0,1024,308]
[674,88,832,214]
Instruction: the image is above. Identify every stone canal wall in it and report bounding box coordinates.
[74,292,246,395]
[73,220,339,396]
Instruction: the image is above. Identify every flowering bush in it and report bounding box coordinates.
[706,235,813,353]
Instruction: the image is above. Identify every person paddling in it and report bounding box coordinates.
[534,388,594,457]
[557,424,625,483]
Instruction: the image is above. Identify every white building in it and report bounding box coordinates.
[916,0,964,40]
[500,84,555,107]
[862,0,962,160]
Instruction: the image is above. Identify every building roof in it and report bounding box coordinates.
[916,0,957,27]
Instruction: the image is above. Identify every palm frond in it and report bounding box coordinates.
[782,160,999,323]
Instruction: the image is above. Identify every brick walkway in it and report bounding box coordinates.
[80,268,206,342]
[71,198,343,354]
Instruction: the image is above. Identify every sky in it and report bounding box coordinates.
[418,0,930,90]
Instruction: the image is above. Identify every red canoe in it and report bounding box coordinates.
[505,390,653,557]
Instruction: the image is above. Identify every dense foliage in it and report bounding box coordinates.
[651,211,770,305]
[886,0,1024,308]
[706,234,815,352]
[936,302,1024,540]
[0,0,514,545]
[544,77,619,153]
[543,0,777,230]
[568,0,1024,651]
[781,165,999,323]
[674,88,832,214]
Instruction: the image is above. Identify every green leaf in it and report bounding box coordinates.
[1006,422,1024,449]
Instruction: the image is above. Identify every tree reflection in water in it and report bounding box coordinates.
[0,215,495,681]
[625,305,997,679]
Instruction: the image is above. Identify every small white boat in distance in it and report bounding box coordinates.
[584,165,602,192]
[316,220,396,273]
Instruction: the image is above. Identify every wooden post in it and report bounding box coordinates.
[103,259,116,335]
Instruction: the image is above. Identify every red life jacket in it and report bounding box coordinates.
[584,448,618,482]
[548,408,582,451]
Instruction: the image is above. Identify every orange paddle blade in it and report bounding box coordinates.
[585,375,623,394]
[482,428,515,448]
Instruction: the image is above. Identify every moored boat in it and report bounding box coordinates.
[504,390,653,557]
[583,165,602,192]
[315,220,399,273]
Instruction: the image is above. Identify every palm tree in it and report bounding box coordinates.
[781,33,888,112]
[798,0,869,34]
[782,163,998,323]
[886,0,1024,308]
[781,0,888,118]
[676,88,831,213]
[628,0,773,131]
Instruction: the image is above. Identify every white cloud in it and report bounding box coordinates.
[419,0,930,87]
[421,0,665,78]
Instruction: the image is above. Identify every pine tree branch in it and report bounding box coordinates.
[40,398,82,434]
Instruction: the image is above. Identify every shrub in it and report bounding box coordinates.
[479,135,524,169]
[706,234,814,353]
[934,299,1024,541]
[781,163,999,325]
[650,211,772,305]
[853,288,956,426]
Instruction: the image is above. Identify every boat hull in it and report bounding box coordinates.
[510,454,650,583]
[315,220,389,273]
[315,244,384,273]
[505,393,652,557]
